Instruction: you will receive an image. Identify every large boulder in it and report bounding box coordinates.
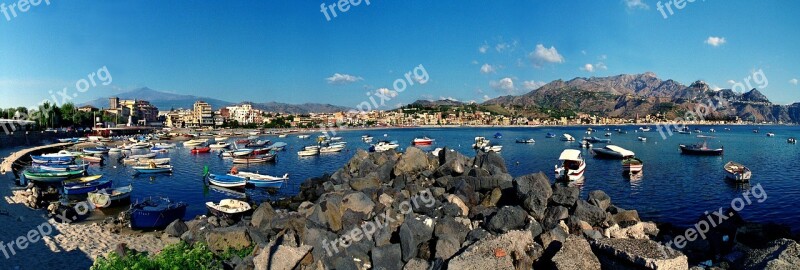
[165,219,188,237]
[513,172,552,220]
[612,210,641,228]
[399,214,436,262]
[393,147,430,176]
[604,222,659,240]
[542,206,570,231]
[252,242,312,270]
[307,195,345,232]
[433,216,470,260]
[447,230,535,270]
[552,235,601,270]
[591,238,688,270]
[587,190,611,210]
[251,202,277,230]
[371,244,404,270]
[349,172,381,191]
[446,194,469,217]
[737,238,800,269]
[206,226,252,253]
[573,200,608,228]
[486,206,528,234]
[550,185,580,207]
[342,192,376,216]
[472,151,508,174]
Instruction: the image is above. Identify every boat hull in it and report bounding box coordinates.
[64,179,112,195]
[679,145,723,156]
[130,201,187,229]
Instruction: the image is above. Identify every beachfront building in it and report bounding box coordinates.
[105,97,159,125]
[193,101,214,127]
[225,103,262,125]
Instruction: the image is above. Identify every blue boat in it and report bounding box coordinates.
[247,178,285,189]
[33,163,88,172]
[64,178,112,195]
[30,155,74,165]
[132,165,173,174]
[267,142,288,151]
[546,133,557,138]
[207,173,247,188]
[83,147,109,154]
[130,197,188,229]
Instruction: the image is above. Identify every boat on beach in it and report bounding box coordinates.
[555,149,586,181]
[129,197,187,229]
[724,161,752,182]
[88,185,133,208]
[206,199,252,221]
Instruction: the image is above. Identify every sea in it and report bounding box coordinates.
[2,125,799,231]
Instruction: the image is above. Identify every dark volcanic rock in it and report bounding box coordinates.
[206,226,252,253]
[573,200,608,228]
[487,205,528,234]
[349,172,381,191]
[513,172,552,220]
[612,210,641,228]
[448,230,534,270]
[393,147,430,176]
[587,190,611,210]
[251,202,277,231]
[165,219,188,237]
[399,215,435,262]
[737,238,800,269]
[550,185,580,207]
[543,206,570,231]
[591,238,688,270]
[372,244,404,270]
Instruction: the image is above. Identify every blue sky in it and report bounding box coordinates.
[1,0,799,110]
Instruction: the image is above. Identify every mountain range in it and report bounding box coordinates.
[483,72,800,123]
[82,88,351,114]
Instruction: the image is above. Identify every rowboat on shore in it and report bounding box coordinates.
[88,185,133,208]
[724,161,752,182]
[130,197,187,229]
[207,173,247,188]
[206,199,252,221]
[63,178,112,195]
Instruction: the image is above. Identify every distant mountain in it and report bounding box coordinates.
[484,73,798,123]
[83,87,234,110]
[247,102,350,114]
[83,88,351,114]
[411,99,465,107]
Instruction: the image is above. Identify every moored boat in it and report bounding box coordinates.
[622,157,644,174]
[88,185,133,208]
[232,154,275,164]
[129,197,187,229]
[297,149,320,157]
[412,137,434,146]
[789,138,797,144]
[31,155,74,165]
[209,142,231,149]
[546,133,557,138]
[561,134,576,141]
[79,155,103,163]
[246,173,288,188]
[585,136,611,143]
[190,147,211,153]
[63,178,112,195]
[23,168,85,182]
[515,138,536,144]
[555,149,586,181]
[370,141,400,152]
[638,136,647,142]
[34,163,88,172]
[592,145,635,159]
[724,161,752,182]
[132,165,173,174]
[207,173,247,188]
[679,137,723,156]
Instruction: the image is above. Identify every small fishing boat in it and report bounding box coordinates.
[679,138,723,156]
[709,129,716,133]
[184,139,208,146]
[88,185,133,208]
[80,155,103,163]
[482,145,503,152]
[214,136,229,141]
[209,142,231,149]
[412,137,434,146]
[23,168,85,182]
[128,153,157,159]
[246,174,288,189]
[766,132,776,137]
[278,134,288,138]
[546,133,557,138]
[370,141,400,152]
[789,138,797,144]
[622,157,644,174]
[30,155,74,165]
[494,133,503,139]
[123,158,170,166]
[724,161,752,182]
[298,135,311,139]
[297,149,320,157]
[232,155,275,164]
[132,165,173,174]
[191,147,211,153]
[604,133,612,137]
[206,199,252,220]
[592,145,636,159]
[267,142,288,151]
[330,137,343,141]
[515,138,536,144]
[83,147,109,154]
[34,163,88,172]
[585,136,611,143]
[63,178,112,195]
[154,143,176,149]
[638,136,647,142]
[150,146,170,153]
[555,149,586,181]
[753,129,760,133]
[473,137,490,149]
[246,140,269,148]
[62,175,103,186]
[42,150,82,157]
[108,148,122,153]
[207,173,247,188]
[639,126,652,132]
[129,197,187,229]
[320,145,345,153]
[561,134,575,141]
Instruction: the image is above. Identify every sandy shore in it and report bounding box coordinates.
[0,184,174,269]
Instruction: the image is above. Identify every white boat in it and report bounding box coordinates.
[154,143,176,149]
[248,131,260,136]
[555,149,586,181]
[580,140,592,148]
[127,153,157,159]
[42,150,81,158]
[561,134,575,141]
[236,172,289,181]
[604,133,612,137]
[209,142,231,149]
[482,145,503,152]
[640,126,652,132]
[330,137,343,141]
[298,149,320,156]
[371,141,400,152]
[184,139,208,146]
[472,137,490,149]
[767,133,775,137]
[298,135,311,139]
[278,134,288,138]
[623,157,644,174]
[638,137,647,142]
[724,161,752,182]
[206,199,252,220]
[591,145,636,159]
[215,136,229,141]
[124,158,171,166]
[320,145,344,153]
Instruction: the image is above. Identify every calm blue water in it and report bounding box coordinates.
[3,125,800,230]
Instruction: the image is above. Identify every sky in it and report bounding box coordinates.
[1,0,799,110]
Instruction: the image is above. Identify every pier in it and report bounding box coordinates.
[0,142,74,176]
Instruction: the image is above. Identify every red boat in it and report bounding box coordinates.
[236,139,250,144]
[412,137,434,146]
[252,148,271,155]
[191,147,211,154]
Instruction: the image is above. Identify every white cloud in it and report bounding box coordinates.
[624,0,649,10]
[790,78,798,85]
[326,73,363,84]
[479,44,489,54]
[482,95,491,101]
[495,43,509,52]
[705,36,726,47]
[596,62,608,70]
[522,80,546,91]
[529,44,565,64]
[490,77,515,94]
[480,63,496,74]
[439,96,459,101]
[727,80,737,85]
[375,88,398,98]
[581,63,595,73]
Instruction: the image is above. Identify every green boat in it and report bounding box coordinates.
[23,169,86,182]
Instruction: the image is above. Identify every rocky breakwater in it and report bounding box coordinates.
[171,146,799,270]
